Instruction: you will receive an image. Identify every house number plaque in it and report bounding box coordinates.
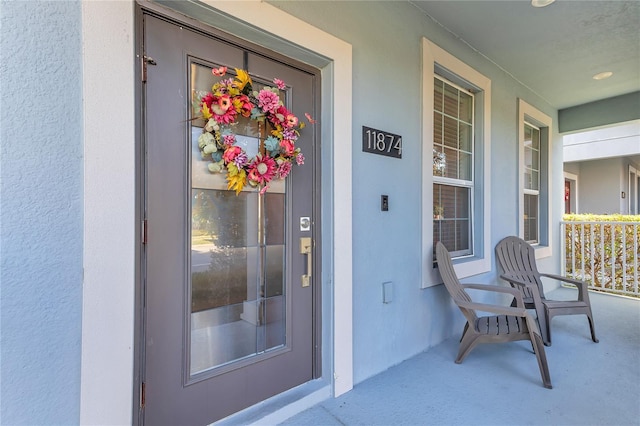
[362,126,402,159]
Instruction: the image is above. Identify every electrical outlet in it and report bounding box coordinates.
[382,281,393,303]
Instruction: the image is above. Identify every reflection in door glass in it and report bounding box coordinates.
[189,62,287,376]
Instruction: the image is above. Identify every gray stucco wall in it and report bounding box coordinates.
[576,158,625,214]
[270,0,563,384]
[1,1,83,424]
[564,162,580,175]
[0,0,569,419]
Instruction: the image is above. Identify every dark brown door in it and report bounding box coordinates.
[142,12,319,425]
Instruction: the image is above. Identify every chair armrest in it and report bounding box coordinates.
[539,272,587,287]
[457,300,527,317]
[499,273,547,311]
[499,273,542,295]
[539,273,589,300]
[461,283,525,308]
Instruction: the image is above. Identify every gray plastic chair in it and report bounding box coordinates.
[435,242,552,389]
[495,236,598,346]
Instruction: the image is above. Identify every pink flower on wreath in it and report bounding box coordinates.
[219,77,234,89]
[212,66,227,76]
[233,94,253,118]
[282,128,297,141]
[285,114,299,128]
[247,154,276,185]
[223,134,236,147]
[212,101,237,124]
[276,160,292,179]
[305,112,317,124]
[201,93,215,112]
[233,151,249,169]
[280,139,296,156]
[222,146,242,163]
[273,78,286,90]
[214,95,231,113]
[257,89,280,113]
[296,153,305,165]
[270,105,289,126]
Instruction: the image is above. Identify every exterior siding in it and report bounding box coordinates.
[0,1,83,424]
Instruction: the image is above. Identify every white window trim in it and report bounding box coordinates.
[518,99,552,259]
[421,38,492,288]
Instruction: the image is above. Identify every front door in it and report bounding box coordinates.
[142,11,319,425]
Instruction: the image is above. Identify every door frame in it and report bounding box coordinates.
[629,165,637,214]
[80,1,353,424]
[564,171,579,214]
[141,10,322,422]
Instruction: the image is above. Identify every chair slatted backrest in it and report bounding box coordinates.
[495,236,545,300]
[436,242,478,324]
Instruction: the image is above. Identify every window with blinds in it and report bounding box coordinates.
[523,122,540,244]
[433,76,473,258]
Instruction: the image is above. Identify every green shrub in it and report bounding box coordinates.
[564,214,640,223]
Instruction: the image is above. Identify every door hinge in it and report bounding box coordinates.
[142,219,148,245]
[140,382,146,408]
[141,55,157,83]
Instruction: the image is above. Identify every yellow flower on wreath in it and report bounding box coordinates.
[234,69,252,91]
[226,164,247,195]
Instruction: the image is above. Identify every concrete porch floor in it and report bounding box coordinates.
[280,288,640,426]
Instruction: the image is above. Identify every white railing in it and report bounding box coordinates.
[561,221,640,298]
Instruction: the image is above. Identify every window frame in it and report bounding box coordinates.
[523,121,541,244]
[518,99,552,259]
[433,76,475,258]
[421,38,492,288]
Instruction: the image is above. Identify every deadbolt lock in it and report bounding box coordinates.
[300,216,311,231]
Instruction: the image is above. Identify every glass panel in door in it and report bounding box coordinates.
[189,62,287,377]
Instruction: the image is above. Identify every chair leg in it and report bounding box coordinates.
[456,333,480,364]
[460,323,469,342]
[530,331,553,389]
[540,308,551,346]
[587,311,599,343]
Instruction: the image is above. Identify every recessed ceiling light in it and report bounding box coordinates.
[531,0,555,7]
[593,71,613,80]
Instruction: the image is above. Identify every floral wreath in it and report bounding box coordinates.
[197,67,314,194]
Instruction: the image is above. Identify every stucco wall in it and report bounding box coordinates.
[270,0,563,384]
[1,0,568,422]
[575,158,625,214]
[0,1,83,424]
[564,162,581,175]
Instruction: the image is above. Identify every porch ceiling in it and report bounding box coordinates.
[410,1,640,111]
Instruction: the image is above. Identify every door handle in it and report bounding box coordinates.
[299,237,312,287]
